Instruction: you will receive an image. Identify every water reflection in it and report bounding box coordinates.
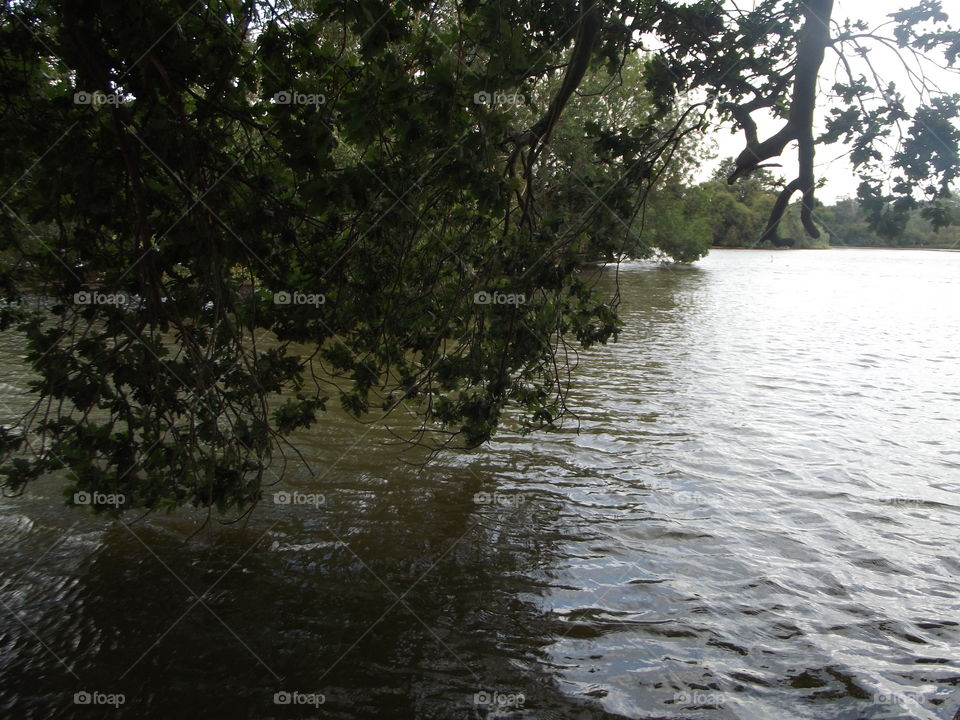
[0,428,627,718]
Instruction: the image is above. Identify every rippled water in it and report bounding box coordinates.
[1,248,958,719]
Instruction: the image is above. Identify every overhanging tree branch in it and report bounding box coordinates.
[727,0,834,240]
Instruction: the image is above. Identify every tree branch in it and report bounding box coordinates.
[727,0,834,239]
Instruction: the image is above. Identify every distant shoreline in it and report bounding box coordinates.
[711,245,960,252]
[828,245,960,251]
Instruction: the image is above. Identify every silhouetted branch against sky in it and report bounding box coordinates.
[704,0,960,203]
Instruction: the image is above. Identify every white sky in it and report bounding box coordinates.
[703,0,960,202]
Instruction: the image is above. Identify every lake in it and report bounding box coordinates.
[1,248,958,719]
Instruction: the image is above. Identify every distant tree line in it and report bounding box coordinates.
[814,196,960,248]
[685,161,960,249]
[542,65,960,260]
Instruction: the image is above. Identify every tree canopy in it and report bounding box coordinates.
[1,0,957,516]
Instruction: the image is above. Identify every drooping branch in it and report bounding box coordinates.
[760,177,801,244]
[507,0,600,165]
[723,76,792,149]
[506,0,601,228]
[529,0,601,149]
[727,0,834,240]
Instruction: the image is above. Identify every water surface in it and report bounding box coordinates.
[1,248,958,719]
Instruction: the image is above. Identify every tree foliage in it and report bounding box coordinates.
[0,0,956,515]
[650,0,960,240]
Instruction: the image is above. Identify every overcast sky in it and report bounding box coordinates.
[703,0,959,202]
